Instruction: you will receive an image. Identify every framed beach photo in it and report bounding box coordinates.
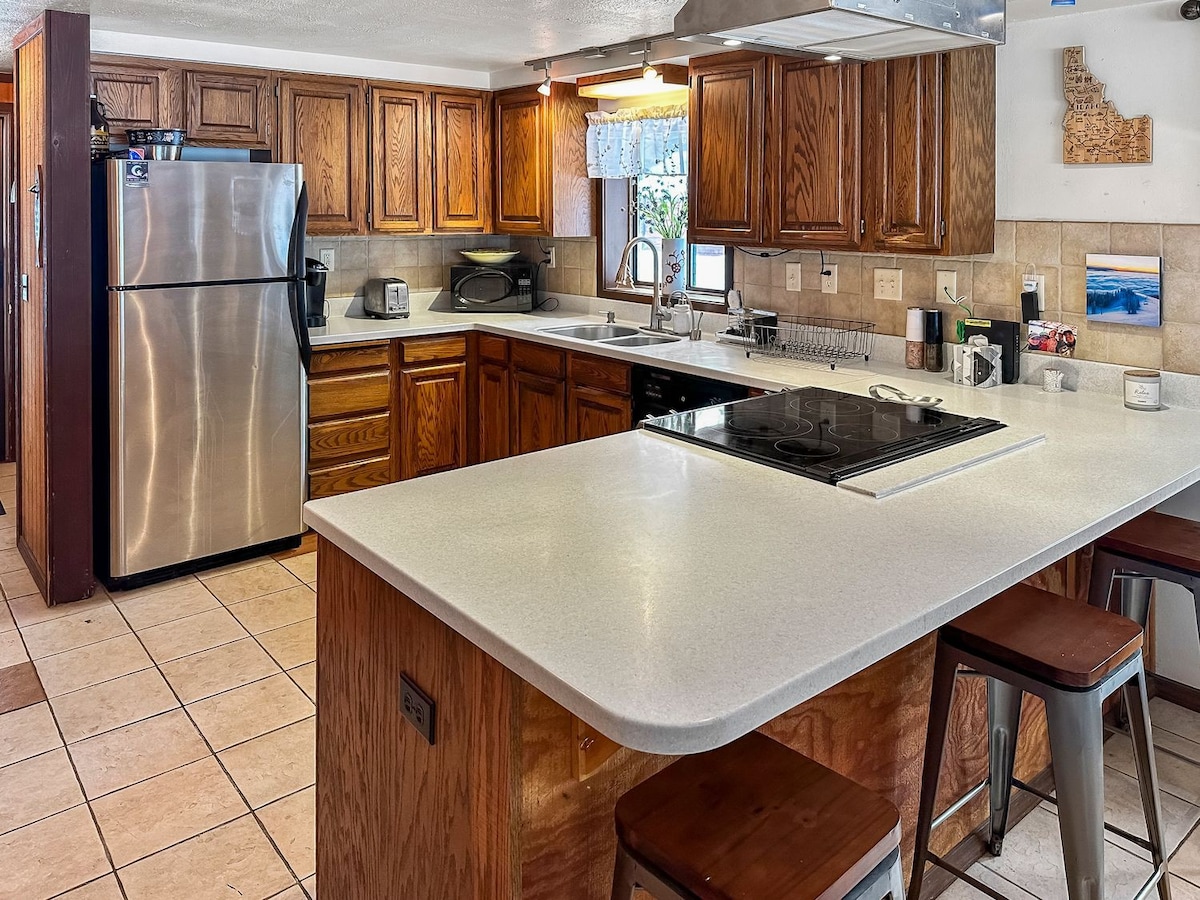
[1085,254,1162,327]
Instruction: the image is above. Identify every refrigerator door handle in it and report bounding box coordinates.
[288,182,312,374]
[288,181,308,282]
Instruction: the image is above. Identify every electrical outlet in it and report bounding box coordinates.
[874,267,903,301]
[318,248,335,271]
[546,246,556,269]
[936,270,957,302]
[821,264,838,294]
[400,673,436,745]
[786,262,801,292]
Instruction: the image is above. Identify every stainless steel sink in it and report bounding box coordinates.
[539,324,640,340]
[601,334,682,347]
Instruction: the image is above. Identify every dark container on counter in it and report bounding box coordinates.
[924,309,944,373]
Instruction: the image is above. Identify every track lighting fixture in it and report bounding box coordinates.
[641,46,658,81]
[538,63,552,96]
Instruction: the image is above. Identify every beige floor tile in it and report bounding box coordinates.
[8,592,111,629]
[138,606,249,663]
[0,527,16,552]
[0,747,85,835]
[1166,818,1200,885]
[51,668,178,744]
[92,756,248,867]
[0,567,39,600]
[118,814,294,900]
[229,587,315,635]
[34,633,153,699]
[1077,764,1200,860]
[0,630,27,667]
[258,786,315,879]
[0,805,111,900]
[108,574,199,603]
[199,556,276,580]
[0,601,13,634]
[115,579,221,631]
[289,662,316,702]
[0,702,62,768]
[69,709,209,799]
[938,861,1040,900]
[160,637,281,704]
[271,887,307,899]
[20,604,128,659]
[54,874,125,899]
[302,874,316,898]
[279,552,316,584]
[188,673,313,751]
[257,618,316,670]
[218,717,314,809]
[0,548,26,575]
[1153,699,1200,747]
[203,563,301,606]
[1106,729,1200,806]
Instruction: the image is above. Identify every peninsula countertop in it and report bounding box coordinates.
[304,309,1200,755]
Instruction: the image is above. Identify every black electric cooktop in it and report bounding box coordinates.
[641,387,1006,484]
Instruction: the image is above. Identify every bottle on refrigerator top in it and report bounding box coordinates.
[90,94,110,160]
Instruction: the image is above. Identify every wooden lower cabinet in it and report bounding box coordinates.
[567,386,630,443]
[478,361,511,463]
[512,369,566,455]
[398,361,468,480]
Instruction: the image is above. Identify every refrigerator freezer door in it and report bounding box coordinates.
[110,282,306,577]
[108,160,302,287]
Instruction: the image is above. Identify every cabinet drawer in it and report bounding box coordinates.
[403,335,468,363]
[308,413,390,467]
[310,342,390,375]
[479,334,509,364]
[309,371,391,421]
[569,352,630,395]
[309,456,392,499]
[512,340,565,378]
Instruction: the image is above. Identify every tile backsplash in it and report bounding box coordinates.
[733,221,1200,374]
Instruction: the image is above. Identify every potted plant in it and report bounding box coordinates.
[637,185,688,289]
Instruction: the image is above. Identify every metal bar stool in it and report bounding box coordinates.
[909,584,1170,900]
[611,730,904,900]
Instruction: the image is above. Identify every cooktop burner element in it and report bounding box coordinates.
[642,386,1005,484]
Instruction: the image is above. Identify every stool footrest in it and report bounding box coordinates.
[932,778,990,830]
[1015,779,1156,854]
[927,853,1011,900]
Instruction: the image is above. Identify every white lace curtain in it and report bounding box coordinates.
[585,105,688,179]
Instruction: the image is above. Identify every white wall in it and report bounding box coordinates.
[996,1,1200,223]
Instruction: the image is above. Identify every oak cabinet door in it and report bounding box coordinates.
[431,91,490,233]
[279,76,368,235]
[767,59,863,250]
[567,386,631,444]
[370,87,430,234]
[399,362,468,480]
[493,85,549,235]
[478,361,511,463]
[688,53,767,245]
[865,54,944,253]
[91,59,181,140]
[183,68,275,147]
[511,370,565,456]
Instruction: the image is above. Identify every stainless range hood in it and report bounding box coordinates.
[674,0,1004,60]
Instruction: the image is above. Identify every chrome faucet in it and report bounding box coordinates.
[613,237,670,334]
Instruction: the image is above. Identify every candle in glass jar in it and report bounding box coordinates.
[1124,370,1161,411]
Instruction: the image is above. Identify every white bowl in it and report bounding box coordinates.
[460,249,520,265]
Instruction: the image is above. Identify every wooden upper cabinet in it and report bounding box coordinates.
[688,53,767,245]
[370,86,430,234]
[767,59,863,250]
[183,67,275,148]
[492,83,595,238]
[431,91,490,233]
[91,57,181,139]
[279,76,368,236]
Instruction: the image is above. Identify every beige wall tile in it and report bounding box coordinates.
[1062,316,1109,363]
[1165,324,1200,376]
[118,815,293,900]
[971,261,1017,307]
[187,674,313,752]
[92,757,247,867]
[0,702,61,768]
[227,587,315,637]
[0,747,84,834]
[51,668,178,744]
[1164,272,1200,325]
[1015,221,1061,267]
[257,619,316,672]
[217,717,315,809]
[21,605,128,660]
[1061,222,1110,267]
[257,787,315,879]
[69,710,209,800]
[976,220,1015,263]
[1100,326,1164,370]
[1061,266,1087,315]
[896,257,935,306]
[35,633,153,699]
[1164,225,1200,275]
[138,607,250,664]
[159,638,281,705]
[0,806,110,900]
[1111,223,1163,258]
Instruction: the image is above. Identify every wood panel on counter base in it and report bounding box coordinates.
[316,540,1054,900]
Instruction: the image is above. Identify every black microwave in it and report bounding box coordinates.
[450,261,536,312]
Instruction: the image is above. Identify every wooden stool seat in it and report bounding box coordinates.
[1099,511,1200,574]
[941,584,1143,689]
[614,731,901,900]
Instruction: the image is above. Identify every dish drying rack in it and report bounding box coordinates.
[730,311,876,370]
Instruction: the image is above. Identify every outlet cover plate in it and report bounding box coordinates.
[400,673,436,745]
[821,264,838,295]
[874,267,903,301]
[786,262,801,292]
[318,248,335,271]
[546,246,556,269]
[936,270,957,302]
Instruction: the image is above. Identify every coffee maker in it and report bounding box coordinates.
[304,258,329,327]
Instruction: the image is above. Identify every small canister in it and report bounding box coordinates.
[905,308,926,369]
[1124,370,1162,411]
[924,309,944,373]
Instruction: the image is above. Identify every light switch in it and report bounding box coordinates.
[786,263,801,292]
[874,268,903,301]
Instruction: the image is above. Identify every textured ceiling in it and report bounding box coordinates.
[0,0,682,72]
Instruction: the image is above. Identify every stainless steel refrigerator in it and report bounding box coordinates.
[100,159,310,586]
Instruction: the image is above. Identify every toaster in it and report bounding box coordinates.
[363,278,410,319]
